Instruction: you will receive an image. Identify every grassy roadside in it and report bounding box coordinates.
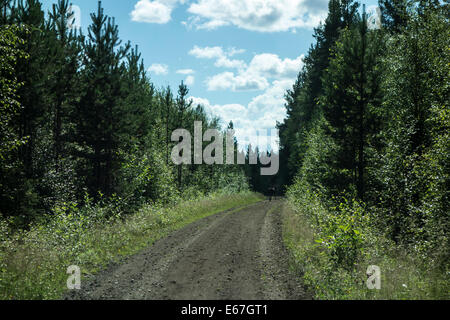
[0,191,263,300]
[281,200,449,300]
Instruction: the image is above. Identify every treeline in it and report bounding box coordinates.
[278,0,448,275]
[0,0,248,227]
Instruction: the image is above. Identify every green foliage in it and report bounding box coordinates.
[0,0,249,226]
[282,201,449,300]
[118,145,179,208]
[374,4,449,251]
[0,192,262,300]
[379,0,411,32]
[282,2,449,299]
[0,24,28,159]
[0,23,32,222]
[320,10,384,201]
[277,0,360,186]
[288,177,367,271]
[315,198,367,269]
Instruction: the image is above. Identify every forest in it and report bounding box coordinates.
[0,0,448,300]
[0,0,252,228]
[277,0,448,298]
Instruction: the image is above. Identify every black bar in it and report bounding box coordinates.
[1,300,448,319]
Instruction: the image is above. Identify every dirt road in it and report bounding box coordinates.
[67,200,309,300]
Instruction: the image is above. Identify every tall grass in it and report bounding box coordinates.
[281,199,449,300]
[0,191,263,300]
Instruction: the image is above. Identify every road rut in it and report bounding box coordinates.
[66,200,309,300]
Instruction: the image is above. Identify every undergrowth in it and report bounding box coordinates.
[281,193,449,300]
[0,191,263,300]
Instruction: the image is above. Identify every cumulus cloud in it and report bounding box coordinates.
[189,45,304,93]
[176,69,195,75]
[189,97,267,149]
[186,0,328,32]
[215,56,246,69]
[131,0,186,24]
[185,75,195,86]
[131,0,328,32]
[248,79,293,118]
[207,72,269,92]
[190,96,248,128]
[200,48,304,92]
[189,46,246,70]
[131,0,172,24]
[189,78,293,152]
[189,46,224,59]
[148,63,169,75]
[188,49,304,151]
[247,54,304,79]
[192,89,285,151]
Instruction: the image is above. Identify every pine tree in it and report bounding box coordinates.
[7,0,55,221]
[0,24,29,219]
[47,0,82,166]
[379,0,410,32]
[277,0,360,188]
[0,0,12,24]
[120,45,154,151]
[320,6,384,200]
[14,0,48,179]
[377,4,449,245]
[175,81,192,189]
[74,1,130,198]
[164,86,173,165]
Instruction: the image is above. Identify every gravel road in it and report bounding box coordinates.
[66,200,309,300]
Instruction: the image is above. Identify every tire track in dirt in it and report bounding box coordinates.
[66,200,309,300]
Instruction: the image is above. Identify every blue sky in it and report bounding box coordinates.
[42,0,379,151]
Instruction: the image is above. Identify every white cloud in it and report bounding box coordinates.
[131,0,328,32]
[185,75,195,86]
[131,0,173,24]
[186,0,328,32]
[189,77,295,152]
[148,63,169,75]
[215,56,246,69]
[190,96,248,124]
[202,49,304,92]
[207,72,269,92]
[247,53,304,79]
[190,96,211,108]
[176,69,195,75]
[189,50,303,151]
[187,46,303,150]
[228,48,246,56]
[248,79,293,119]
[189,45,304,93]
[189,46,246,70]
[189,46,224,59]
